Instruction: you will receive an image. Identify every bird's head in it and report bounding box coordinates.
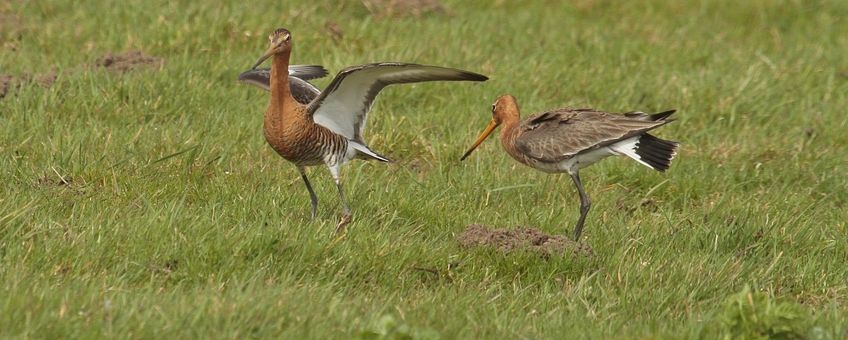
[460,95,520,161]
[251,28,292,69]
[491,94,520,124]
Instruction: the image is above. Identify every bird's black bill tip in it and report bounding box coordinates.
[459,149,474,161]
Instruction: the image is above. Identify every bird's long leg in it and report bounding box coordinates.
[327,164,352,232]
[570,172,592,242]
[297,166,319,220]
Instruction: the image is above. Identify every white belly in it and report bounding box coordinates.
[527,147,616,174]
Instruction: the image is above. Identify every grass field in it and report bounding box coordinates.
[2,0,847,338]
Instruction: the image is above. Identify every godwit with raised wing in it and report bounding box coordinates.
[249,28,488,231]
[460,95,679,241]
[238,65,328,104]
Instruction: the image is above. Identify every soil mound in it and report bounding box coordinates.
[95,50,163,72]
[0,71,56,98]
[458,224,593,258]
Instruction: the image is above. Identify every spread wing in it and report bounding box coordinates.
[237,66,325,105]
[514,109,674,162]
[307,62,488,142]
[287,65,329,80]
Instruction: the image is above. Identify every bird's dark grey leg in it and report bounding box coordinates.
[335,180,351,216]
[297,166,318,220]
[570,172,592,241]
[328,164,352,232]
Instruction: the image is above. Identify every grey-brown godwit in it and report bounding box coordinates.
[249,28,488,231]
[460,95,679,241]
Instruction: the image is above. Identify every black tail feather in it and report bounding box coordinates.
[635,133,679,172]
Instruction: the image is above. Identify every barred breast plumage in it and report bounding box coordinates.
[263,108,347,167]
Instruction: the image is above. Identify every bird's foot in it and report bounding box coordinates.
[335,213,352,233]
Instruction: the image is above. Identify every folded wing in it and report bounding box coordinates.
[307,63,488,142]
[515,109,675,162]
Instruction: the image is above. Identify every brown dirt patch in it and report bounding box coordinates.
[0,74,16,98]
[458,224,593,258]
[0,70,56,99]
[33,70,57,86]
[95,50,164,72]
[361,0,448,18]
[35,173,74,187]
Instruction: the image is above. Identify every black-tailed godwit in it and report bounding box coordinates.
[461,95,679,241]
[250,28,488,231]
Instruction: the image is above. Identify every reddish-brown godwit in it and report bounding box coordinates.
[461,95,679,241]
[250,28,488,231]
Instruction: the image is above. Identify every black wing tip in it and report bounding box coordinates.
[650,109,677,121]
[462,71,489,82]
[635,133,680,172]
[237,69,257,81]
[237,68,270,81]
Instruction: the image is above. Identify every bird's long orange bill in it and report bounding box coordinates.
[251,46,276,70]
[460,119,499,161]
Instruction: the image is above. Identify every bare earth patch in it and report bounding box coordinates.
[0,71,56,99]
[35,172,75,188]
[95,50,164,73]
[458,224,594,258]
[0,74,16,98]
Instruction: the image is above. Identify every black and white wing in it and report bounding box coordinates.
[237,65,327,105]
[307,62,488,142]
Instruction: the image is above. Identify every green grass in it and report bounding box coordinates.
[2,0,847,338]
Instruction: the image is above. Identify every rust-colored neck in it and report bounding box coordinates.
[269,49,292,113]
[499,110,524,163]
[495,103,520,143]
[500,114,519,135]
[493,95,521,141]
